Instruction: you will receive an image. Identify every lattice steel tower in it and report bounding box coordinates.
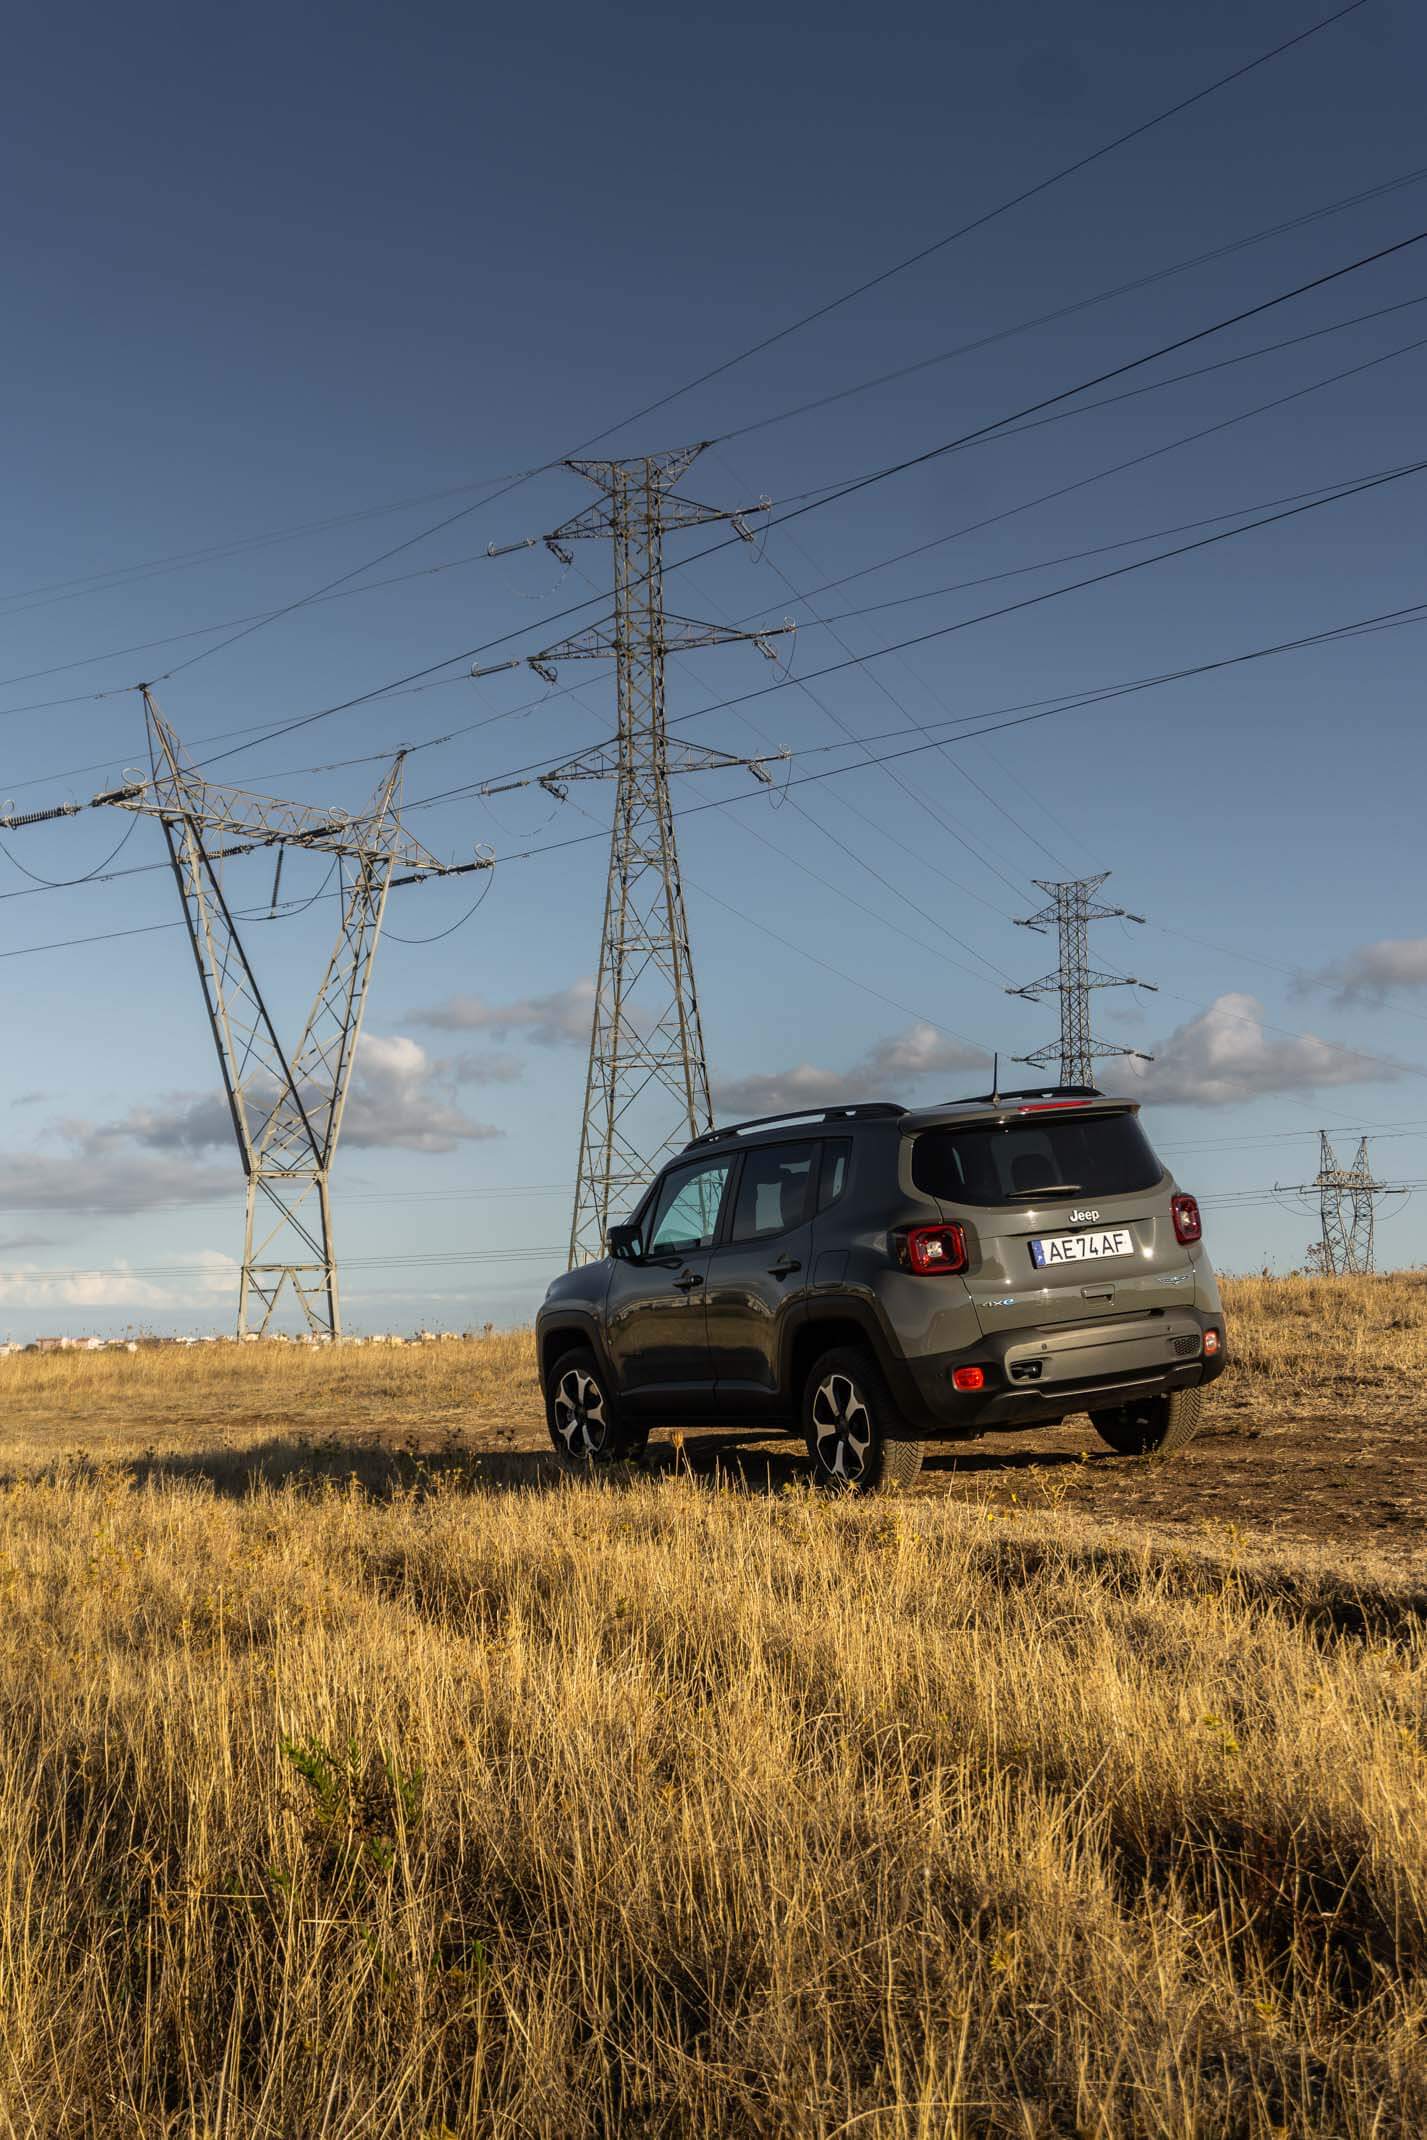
[1281,1132,1398,1275]
[1009,873,1155,1086]
[478,446,788,1263]
[112,692,481,1336]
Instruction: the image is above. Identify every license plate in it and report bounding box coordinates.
[1030,1227,1134,1269]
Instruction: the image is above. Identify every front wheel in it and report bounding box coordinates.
[544,1347,648,1473]
[802,1346,923,1494]
[1090,1385,1203,1457]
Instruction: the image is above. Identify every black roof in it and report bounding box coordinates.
[682,1103,905,1151]
[684,1085,1134,1153]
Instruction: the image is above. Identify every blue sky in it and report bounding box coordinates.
[2,0,1426,1333]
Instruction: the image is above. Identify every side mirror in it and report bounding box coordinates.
[607,1222,641,1262]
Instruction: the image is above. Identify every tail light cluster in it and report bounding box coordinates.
[1171,1193,1203,1245]
[896,1222,969,1275]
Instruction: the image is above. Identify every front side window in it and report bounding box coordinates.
[730,1142,816,1243]
[912,1112,1162,1206]
[647,1158,733,1254]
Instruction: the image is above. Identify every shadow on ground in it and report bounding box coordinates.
[2,1425,1122,1501]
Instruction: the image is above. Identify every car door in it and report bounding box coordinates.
[703,1140,818,1415]
[604,1153,733,1412]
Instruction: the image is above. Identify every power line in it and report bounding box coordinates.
[578,0,1371,443]
[12,322,1413,818]
[0,463,539,621]
[185,222,1427,780]
[721,160,1427,447]
[7,595,1426,1106]
[442,450,1427,799]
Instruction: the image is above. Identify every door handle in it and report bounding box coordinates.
[673,1269,704,1292]
[768,1255,802,1278]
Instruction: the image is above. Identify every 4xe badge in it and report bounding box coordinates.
[1067,1206,1101,1224]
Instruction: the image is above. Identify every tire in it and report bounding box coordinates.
[544,1347,648,1473]
[802,1345,924,1494]
[1090,1385,1204,1457]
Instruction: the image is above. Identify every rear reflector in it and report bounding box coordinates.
[1203,1328,1221,1357]
[952,1365,987,1392]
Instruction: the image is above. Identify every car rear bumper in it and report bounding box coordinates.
[886,1307,1228,1438]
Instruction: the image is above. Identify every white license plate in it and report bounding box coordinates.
[1030,1227,1134,1269]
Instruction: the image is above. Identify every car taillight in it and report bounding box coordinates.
[1172,1193,1202,1245]
[952,1365,986,1391]
[897,1223,968,1275]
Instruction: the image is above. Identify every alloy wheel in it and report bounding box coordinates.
[552,1367,609,1459]
[810,1371,873,1484]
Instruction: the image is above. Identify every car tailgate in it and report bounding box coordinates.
[954,1197,1195,1335]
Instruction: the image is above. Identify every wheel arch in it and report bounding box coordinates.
[538,1315,614,1390]
[786,1306,898,1407]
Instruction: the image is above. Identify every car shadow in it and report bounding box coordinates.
[9,1428,1115,1502]
[659,1431,1117,1493]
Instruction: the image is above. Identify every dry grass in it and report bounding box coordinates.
[0,1278,1423,2135]
[1219,1272,1427,1406]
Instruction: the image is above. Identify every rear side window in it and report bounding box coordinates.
[730,1142,816,1242]
[818,1138,851,1212]
[912,1113,1162,1206]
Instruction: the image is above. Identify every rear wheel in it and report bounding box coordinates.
[802,1346,923,1494]
[544,1347,648,1472]
[1090,1385,1203,1457]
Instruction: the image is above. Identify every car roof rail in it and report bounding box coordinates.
[683,1102,906,1151]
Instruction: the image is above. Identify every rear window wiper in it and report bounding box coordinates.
[999,1184,1083,1201]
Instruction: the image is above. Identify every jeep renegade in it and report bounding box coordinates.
[536,1086,1227,1491]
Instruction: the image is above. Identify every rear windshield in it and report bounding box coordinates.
[911,1111,1163,1206]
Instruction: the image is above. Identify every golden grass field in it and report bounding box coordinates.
[0,1276,1423,2135]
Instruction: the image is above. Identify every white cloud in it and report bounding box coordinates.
[409,979,594,1047]
[344,1034,502,1151]
[0,1146,235,1217]
[854,1023,988,1087]
[0,1250,238,1312]
[1119,993,1391,1107]
[1296,937,1427,1010]
[711,1062,853,1118]
[79,1033,504,1161]
[712,1024,987,1119]
[447,1049,524,1085]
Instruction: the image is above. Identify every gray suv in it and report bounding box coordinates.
[536,1087,1227,1492]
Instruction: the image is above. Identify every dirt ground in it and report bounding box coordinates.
[4,1274,1424,1563]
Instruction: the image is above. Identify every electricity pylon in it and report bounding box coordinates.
[1280,1132,1399,1274]
[477,446,790,1265]
[104,691,488,1336]
[1008,873,1155,1087]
